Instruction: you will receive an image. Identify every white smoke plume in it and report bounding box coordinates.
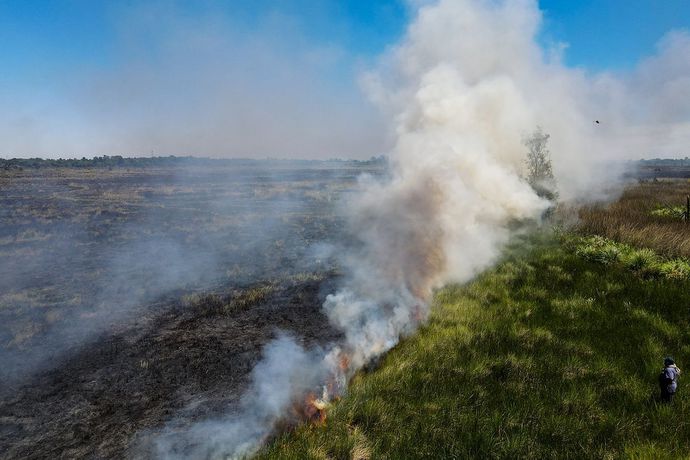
[156,0,690,456]
[326,0,574,372]
[154,334,326,459]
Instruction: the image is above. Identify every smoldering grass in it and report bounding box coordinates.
[230,285,276,312]
[0,162,360,384]
[181,284,277,316]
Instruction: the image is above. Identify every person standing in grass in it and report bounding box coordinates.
[659,357,681,403]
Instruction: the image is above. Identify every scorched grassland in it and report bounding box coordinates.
[0,161,383,459]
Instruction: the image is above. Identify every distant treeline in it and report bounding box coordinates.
[0,155,388,170]
[634,158,690,180]
[639,158,690,166]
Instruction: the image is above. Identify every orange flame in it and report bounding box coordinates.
[290,351,354,427]
[339,353,351,372]
[299,392,327,424]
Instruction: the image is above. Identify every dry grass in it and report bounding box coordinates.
[578,180,690,258]
[181,284,276,316]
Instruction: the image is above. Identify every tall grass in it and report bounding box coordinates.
[578,180,690,258]
[256,234,690,459]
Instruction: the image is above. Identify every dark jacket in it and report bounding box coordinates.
[660,365,681,394]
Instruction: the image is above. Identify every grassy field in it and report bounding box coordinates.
[258,232,690,458]
[579,180,690,258]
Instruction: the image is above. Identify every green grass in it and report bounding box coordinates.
[257,234,690,459]
[571,235,690,281]
[650,206,686,221]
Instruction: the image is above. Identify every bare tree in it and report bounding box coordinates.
[524,126,558,201]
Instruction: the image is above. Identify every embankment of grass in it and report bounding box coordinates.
[257,234,690,459]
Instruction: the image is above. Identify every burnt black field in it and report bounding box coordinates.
[0,161,382,458]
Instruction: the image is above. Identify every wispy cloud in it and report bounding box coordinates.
[0,3,388,159]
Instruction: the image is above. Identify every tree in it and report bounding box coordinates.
[524,126,558,201]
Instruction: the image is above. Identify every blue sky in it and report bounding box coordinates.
[0,0,689,157]
[2,0,689,77]
[539,0,690,70]
[0,1,407,87]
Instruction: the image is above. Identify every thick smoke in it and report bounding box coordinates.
[157,0,690,456]
[364,0,690,199]
[324,0,554,376]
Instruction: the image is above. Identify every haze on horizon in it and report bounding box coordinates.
[0,0,689,160]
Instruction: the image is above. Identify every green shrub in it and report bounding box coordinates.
[575,236,623,265]
[621,248,660,274]
[659,260,690,280]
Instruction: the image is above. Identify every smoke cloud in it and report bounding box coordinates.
[158,0,690,456]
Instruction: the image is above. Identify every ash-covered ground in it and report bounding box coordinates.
[0,161,382,459]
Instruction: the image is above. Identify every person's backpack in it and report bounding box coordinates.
[659,368,676,390]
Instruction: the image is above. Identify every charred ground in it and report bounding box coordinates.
[2,276,342,459]
[0,162,380,459]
